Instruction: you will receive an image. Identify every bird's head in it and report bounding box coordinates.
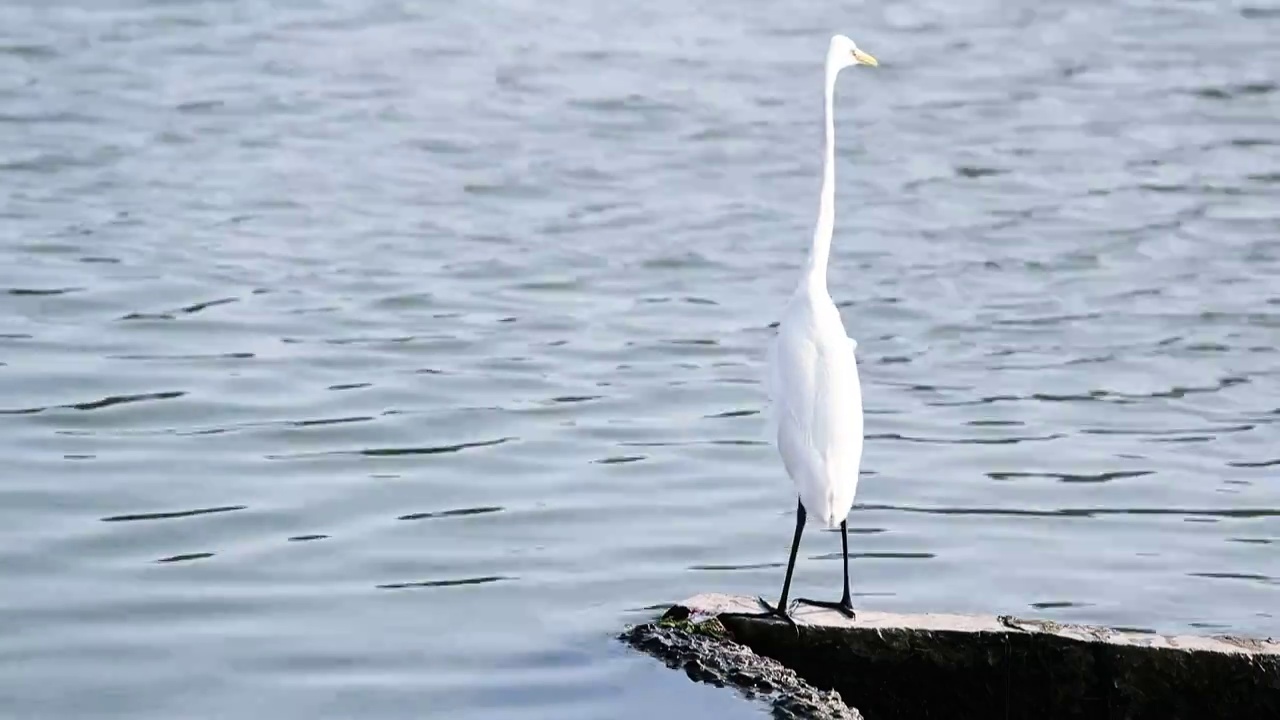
[827,34,878,74]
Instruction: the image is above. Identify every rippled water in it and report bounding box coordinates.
[2,0,1278,717]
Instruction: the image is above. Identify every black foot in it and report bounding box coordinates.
[755,596,797,626]
[722,596,796,627]
[795,597,856,619]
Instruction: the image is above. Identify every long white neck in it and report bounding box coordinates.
[803,64,839,290]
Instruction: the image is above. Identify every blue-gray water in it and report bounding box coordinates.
[2,1,1278,717]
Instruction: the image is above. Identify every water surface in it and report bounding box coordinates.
[1,0,1278,717]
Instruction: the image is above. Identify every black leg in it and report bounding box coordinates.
[795,519,856,619]
[724,499,806,626]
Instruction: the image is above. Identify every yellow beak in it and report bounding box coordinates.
[853,48,879,67]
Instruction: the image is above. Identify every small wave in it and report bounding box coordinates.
[156,552,215,564]
[1189,81,1276,100]
[70,391,187,412]
[397,506,504,521]
[376,575,512,590]
[360,438,513,457]
[6,287,83,296]
[992,312,1103,327]
[1188,572,1277,586]
[985,470,1154,484]
[118,297,239,322]
[109,352,255,361]
[810,552,935,561]
[266,437,514,460]
[858,503,1280,519]
[3,390,188,415]
[1030,600,1092,610]
[1082,425,1252,436]
[928,377,1249,407]
[179,297,238,314]
[688,562,784,571]
[289,415,375,428]
[594,455,646,464]
[868,432,1065,445]
[619,439,768,448]
[327,382,372,391]
[1227,458,1280,468]
[954,165,1006,179]
[102,505,247,522]
[704,409,758,419]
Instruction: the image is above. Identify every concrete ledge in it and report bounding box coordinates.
[626,593,1280,719]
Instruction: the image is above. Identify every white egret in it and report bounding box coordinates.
[757,34,877,624]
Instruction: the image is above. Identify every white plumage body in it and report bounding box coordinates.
[767,278,863,529]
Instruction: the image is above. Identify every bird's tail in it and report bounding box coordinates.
[816,478,858,529]
[822,487,841,529]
